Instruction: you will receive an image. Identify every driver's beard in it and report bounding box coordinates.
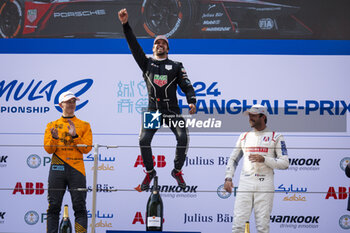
[155,51,167,56]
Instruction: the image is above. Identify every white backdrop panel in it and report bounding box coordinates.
[0,54,349,233]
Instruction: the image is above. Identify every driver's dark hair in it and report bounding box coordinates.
[259,113,267,124]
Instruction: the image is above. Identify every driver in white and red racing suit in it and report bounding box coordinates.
[224,104,289,233]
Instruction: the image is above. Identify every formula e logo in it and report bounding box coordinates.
[24,211,39,225]
[259,18,274,30]
[27,154,41,169]
[143,110,161,129]
[153,75,167,87]
[0,79,93,114]
[27,9,37,23]
[340,157,350,171]
[339,215,350,229]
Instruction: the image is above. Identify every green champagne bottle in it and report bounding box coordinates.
[59,205,72,233]
[146,176,163,231]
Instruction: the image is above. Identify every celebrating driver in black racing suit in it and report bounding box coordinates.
[118,8,197,191]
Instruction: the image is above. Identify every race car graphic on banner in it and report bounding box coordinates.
[2,0,347,39]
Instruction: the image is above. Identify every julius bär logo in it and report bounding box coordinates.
[27,154,41,168]
[87,184,115,192]
[24,211,39,225]
[143,110,161,129]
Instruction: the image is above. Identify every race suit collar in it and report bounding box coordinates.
[61,115,76,119]
[152,57,168,61]
[253,126,268,133]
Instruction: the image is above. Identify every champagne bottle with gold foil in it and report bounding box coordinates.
[59,205,72,233]
[146,176,163,231]
[244,221,250,233]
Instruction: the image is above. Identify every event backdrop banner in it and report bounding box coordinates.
[1,0,350,39]
[0,43,350,233]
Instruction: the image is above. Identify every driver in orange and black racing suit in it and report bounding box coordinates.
[44,91,92,233]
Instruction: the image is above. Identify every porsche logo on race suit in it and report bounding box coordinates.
[153,75,168,87]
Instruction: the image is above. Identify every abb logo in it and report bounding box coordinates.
[325,187,350,199]
[134,155,166,168]
[132,212,145,224]
[132,212,164,225]
[12,182,44,195]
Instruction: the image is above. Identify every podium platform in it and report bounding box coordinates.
[106,231,200,233]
